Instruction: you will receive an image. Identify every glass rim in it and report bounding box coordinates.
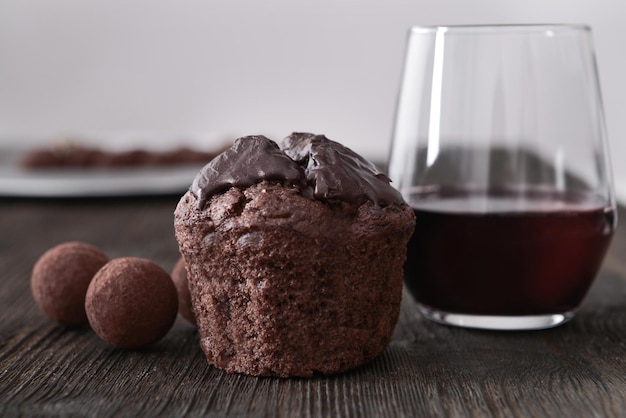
[409,23,591,34]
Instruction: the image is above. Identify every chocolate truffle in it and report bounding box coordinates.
[85,257,178,349]
[174,133,415,377]
[171,257,195,324]
[31,241,109,326]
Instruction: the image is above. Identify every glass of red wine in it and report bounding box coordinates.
[388,24,617,330]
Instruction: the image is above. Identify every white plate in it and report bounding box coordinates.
[0,147,202,197]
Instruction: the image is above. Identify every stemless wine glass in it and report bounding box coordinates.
[388,24,617,330]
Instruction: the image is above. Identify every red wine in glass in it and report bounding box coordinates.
[404,188,615,318]
[388,25,616,329]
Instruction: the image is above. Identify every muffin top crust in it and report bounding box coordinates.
[190,133,404,209]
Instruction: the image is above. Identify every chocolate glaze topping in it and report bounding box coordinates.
[282,132,404,206]
[191,136,303,208]
[191,133,405,209]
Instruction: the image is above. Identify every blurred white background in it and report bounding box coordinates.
[0,0,624,198]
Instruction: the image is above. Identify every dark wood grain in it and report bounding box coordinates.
[0,196,625,417]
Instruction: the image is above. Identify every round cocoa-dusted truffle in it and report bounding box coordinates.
[85,257,178,349]
[171,257,195,324]
[174,134,415,377]
[31,241,109,326]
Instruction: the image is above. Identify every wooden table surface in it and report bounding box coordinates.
[0,195,625,417]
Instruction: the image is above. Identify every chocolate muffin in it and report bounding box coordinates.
[174,133,415,377]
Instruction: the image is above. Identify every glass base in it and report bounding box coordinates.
[418,304,576,330]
